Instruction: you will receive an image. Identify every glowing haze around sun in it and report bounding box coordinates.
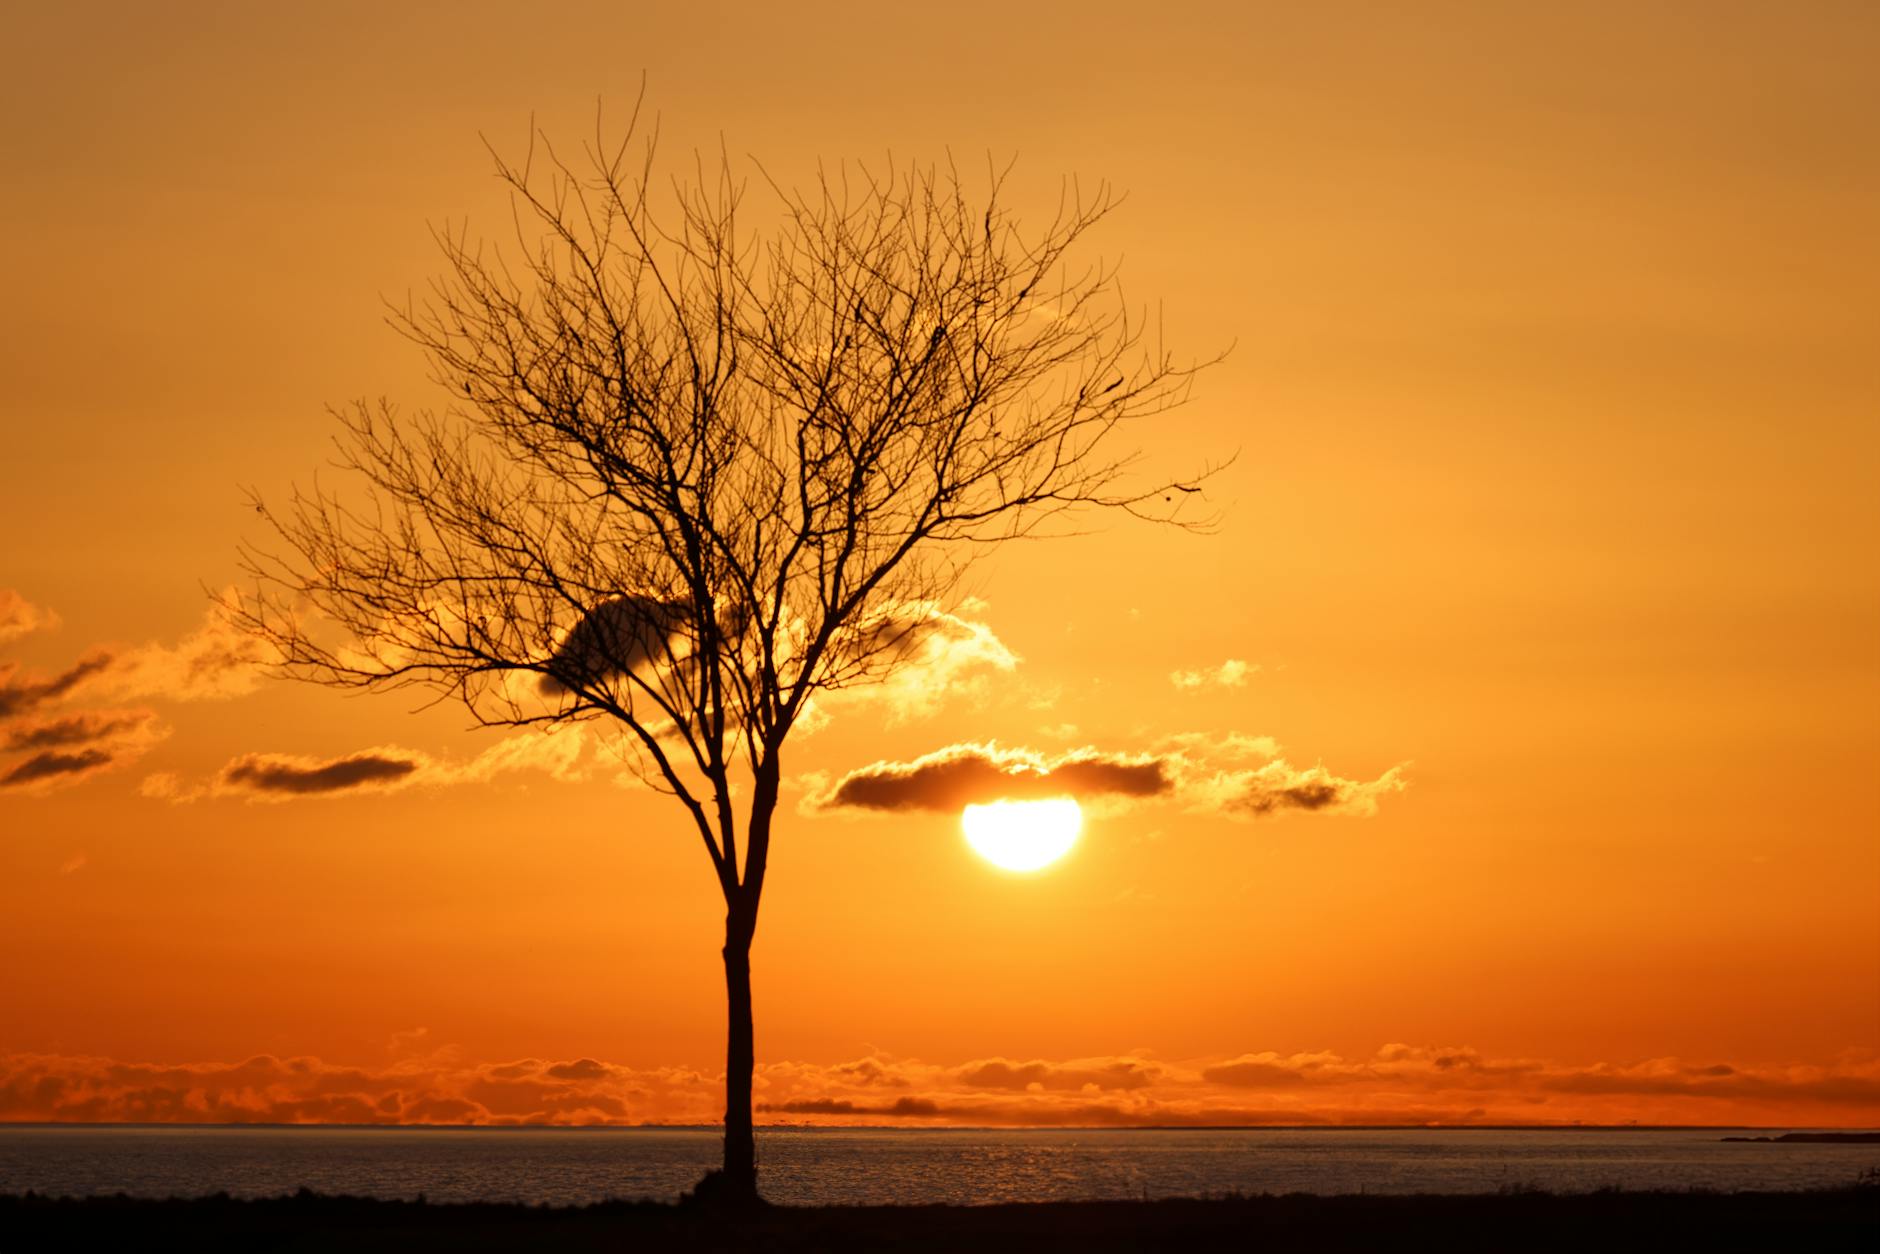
[960,798,1083,871]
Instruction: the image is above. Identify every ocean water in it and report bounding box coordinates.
[0,1126,1873,1206]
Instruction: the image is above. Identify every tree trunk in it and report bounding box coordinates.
[720,899,760,1204]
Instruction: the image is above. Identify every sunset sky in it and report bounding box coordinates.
[3,1,1876,1128]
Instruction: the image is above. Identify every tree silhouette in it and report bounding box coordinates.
[237,105,1216,1204]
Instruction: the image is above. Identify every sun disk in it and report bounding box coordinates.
[960,798,1083,872]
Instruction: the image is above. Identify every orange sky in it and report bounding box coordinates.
[2,1,1876,1128]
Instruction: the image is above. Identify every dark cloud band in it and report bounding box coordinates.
[4,710,155,752]
[219,752,420,795]
[0,653,114,718]
[0,747,114,788]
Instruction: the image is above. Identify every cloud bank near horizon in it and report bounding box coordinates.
[1,1043,1872,1129]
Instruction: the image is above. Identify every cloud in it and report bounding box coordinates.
[815,742,1172,813]
[779,602,1018,738]
[146,726,592,803]
[1,597,269,725]
[445,725,589,785]
[761,1096,945,1118]
[0,591,59,644]
[0,707,168,794]
[1201,1051,1344,1088]
[543,1058,615,1082]
[0,1052,707,1127]
[1,748,114,790]
[0,597,273,717]
[754,1046,1880,1129]
[1156,731,1283,762]
[1171,659,1257,690]
[761,1097,868,1116]
[0,654,115,719]
[1534,1060,1880,1103]
[220,750,422,796]
[3,709,159,752]
[826,1056,911,1088]
[1,1044,1875,1129]
[537,596,690,695]
[530,598,1015,738]
[0,598,274,797]
[863,606,1019,723]
[1188,759,1409,819]
[89,595,273,703]
[956,1057,1162,1092]
[814,734,1406,822]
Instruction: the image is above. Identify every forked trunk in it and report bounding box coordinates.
[720,900,760,1204]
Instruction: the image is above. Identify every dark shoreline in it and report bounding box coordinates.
[6,1185,1875,1253]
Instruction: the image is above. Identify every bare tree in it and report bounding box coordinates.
[238,106,1216,1204]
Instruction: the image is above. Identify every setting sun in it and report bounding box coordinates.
[960,798,1083,872]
